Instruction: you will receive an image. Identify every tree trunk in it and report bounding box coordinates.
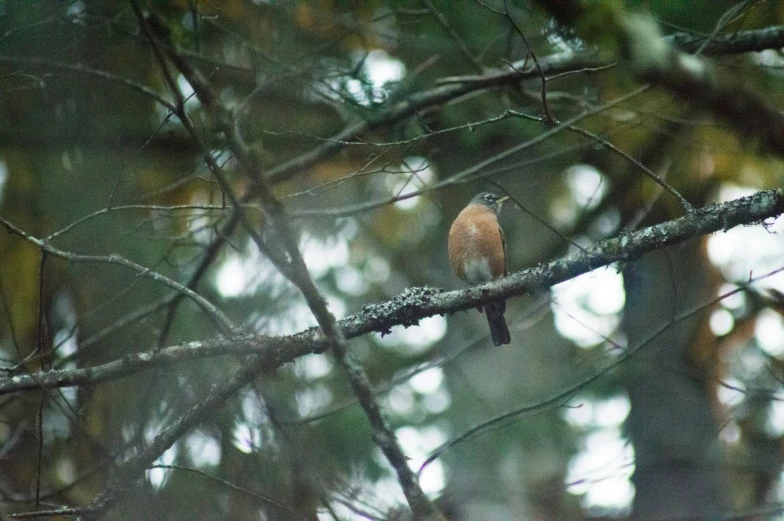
[622,241,729,518]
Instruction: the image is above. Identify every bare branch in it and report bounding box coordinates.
[0,55,175,111]
[290,86,650,219]
[531,2,784,157]
[505,111,693,212]
[151,465,295,515]
[420,0,484,72]
[0,216,235,335]
[128,6,445,520]
[503,0,554,121]
[2,187,782,396]
[77,354,270,520]
[262,49,605,184]
[420,264,784,472]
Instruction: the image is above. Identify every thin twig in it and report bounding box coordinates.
[420,0,484,72]
[11,507,80,519]
[151,464,295,514]
[289,86,650,219]
[490,181,587,252]
[503,0,553,121]
[0,55,175,111]
[45,204,241,242]
[506,110,694,213]
[419,264,784,472]
[77,354,271,520]
[0,215,235,335]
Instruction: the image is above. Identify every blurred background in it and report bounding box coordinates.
[1,0,784,519]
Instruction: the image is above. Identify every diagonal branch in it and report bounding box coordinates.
[503,0,554,121]
[420,0,484,72]
[420,265,784,473]
[0,215,235,335]
[126,5,445,521]
[3,187,783,397]
[531,2,784,157]
[77,354,270,520]
[505,111,693,212]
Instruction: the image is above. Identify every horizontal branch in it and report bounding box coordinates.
[532,3,784,157]
[2,25,781,182]
[669,24,784,55]
[266,23,784,184]
[0,55,175,111]
[2,187,782,395]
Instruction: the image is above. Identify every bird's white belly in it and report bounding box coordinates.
[463,257,493,285]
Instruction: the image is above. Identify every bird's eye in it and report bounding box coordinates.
[484,194,495,201]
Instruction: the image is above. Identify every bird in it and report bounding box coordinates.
[448,191,511,346]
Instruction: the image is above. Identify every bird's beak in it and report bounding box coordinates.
[497,196,510,204]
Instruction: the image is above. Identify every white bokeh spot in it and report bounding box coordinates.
[552,266,625,348]
[566,428,634,514]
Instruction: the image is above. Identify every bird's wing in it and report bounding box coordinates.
[500,222,508,276]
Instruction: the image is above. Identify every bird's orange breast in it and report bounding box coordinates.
[448,205,506,283]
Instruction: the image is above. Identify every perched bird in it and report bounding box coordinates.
[448,192,511,346]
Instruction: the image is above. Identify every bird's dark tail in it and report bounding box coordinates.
[485,300,510,346]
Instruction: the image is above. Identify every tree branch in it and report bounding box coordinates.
[3,187,782,396]
[420,0,484,72]
[0,216,235,335]
[129,6,445,520]
[77,354,270,520]
[670,24,784,55]
[531,2,784,157]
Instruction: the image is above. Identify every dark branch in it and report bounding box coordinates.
[79,355,270,519]
[670,24,784,55]
[0,216,235,335]
[3,187,782,396]
[531,2,784,158]
[133,6,445,520]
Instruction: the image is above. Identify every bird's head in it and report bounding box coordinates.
[469,192,510,214]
